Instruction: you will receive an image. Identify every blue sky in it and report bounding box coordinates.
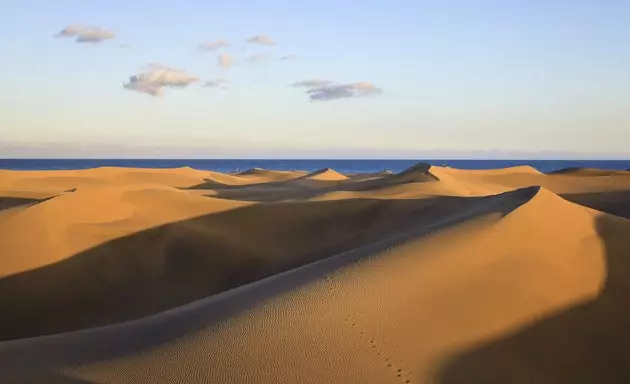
[1,0,629,158]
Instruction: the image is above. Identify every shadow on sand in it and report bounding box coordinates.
[0,196,42,212]
[436,214,630,383]
[0,187,541,384]
[561,190,630,219]
[0,194,497,341]
[12,372,96,384]
[185,164,438,202]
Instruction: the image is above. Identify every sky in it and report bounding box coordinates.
[1,0,629,158]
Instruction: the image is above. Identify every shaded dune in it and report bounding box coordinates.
[186,163,440,202]
[0,186,537,341]
[387,162,439,183]
[237,167,267,175]
[561,190,630,218]
[327,163,439,193]
[186,168,353,202]
[347,170,394,178]
[395,162,436,177]
[549,167,630,176]
[187,169,306,191]
[0,196,42,212]
[0,186,539,356]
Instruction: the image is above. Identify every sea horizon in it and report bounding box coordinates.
[2,158,630,174]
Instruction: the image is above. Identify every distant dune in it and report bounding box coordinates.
[238,168,306,180]
[549,167,630,176]
[301,167,348,181]
[392,162,439,181]
[1,164,630,383]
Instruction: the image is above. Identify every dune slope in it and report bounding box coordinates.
[0,189,491,340]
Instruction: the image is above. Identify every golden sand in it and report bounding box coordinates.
[1,164,630,383]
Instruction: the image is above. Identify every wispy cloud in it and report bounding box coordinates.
[218,53,234,69]
[123,64,198,96]
[119,43,130,48]
[56,25,115,43]
[199,40,229,51]
[294,81,383,101]
[246,34,275,46]
[290,79,333,88]
[204,78,228,89]
[279,54,297,61]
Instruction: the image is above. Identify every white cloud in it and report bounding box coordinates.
[279,54,297,61]
[246,34,275,46]
[123,64,199,96]
[199,40,229,51]
[56,25,115,43]
[218,53,234,69]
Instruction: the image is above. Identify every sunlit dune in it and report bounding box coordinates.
[1,164,630,383]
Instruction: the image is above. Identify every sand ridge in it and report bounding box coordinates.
[1,163,630,383]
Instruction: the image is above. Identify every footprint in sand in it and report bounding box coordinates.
[345,315,411,382]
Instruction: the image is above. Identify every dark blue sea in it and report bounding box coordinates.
[1,159,629,174]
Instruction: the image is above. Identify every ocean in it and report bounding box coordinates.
[1,159,629,174]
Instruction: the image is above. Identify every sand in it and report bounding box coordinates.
[1,164,630,383]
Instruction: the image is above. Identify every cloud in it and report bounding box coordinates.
[204,78,228,89]
[300,81,383,101]
[290,79,333,88]
[246,34,275,46]
[218,53,234,69]
[56,25,115,43]
[199,40,229,51]
[119,43,130,48]
[123,64,198,96]
[279,54,297,61]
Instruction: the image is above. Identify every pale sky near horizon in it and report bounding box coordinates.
[1,0,629,158]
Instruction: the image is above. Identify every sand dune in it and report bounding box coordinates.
[0,167,211,191]
[458,164,543,175]
[1,164,630,383]
[549,167,630,176]
[301,167,348,181]
[238,168,306,181]
[188,164,439,202]
[0,185,250,277]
